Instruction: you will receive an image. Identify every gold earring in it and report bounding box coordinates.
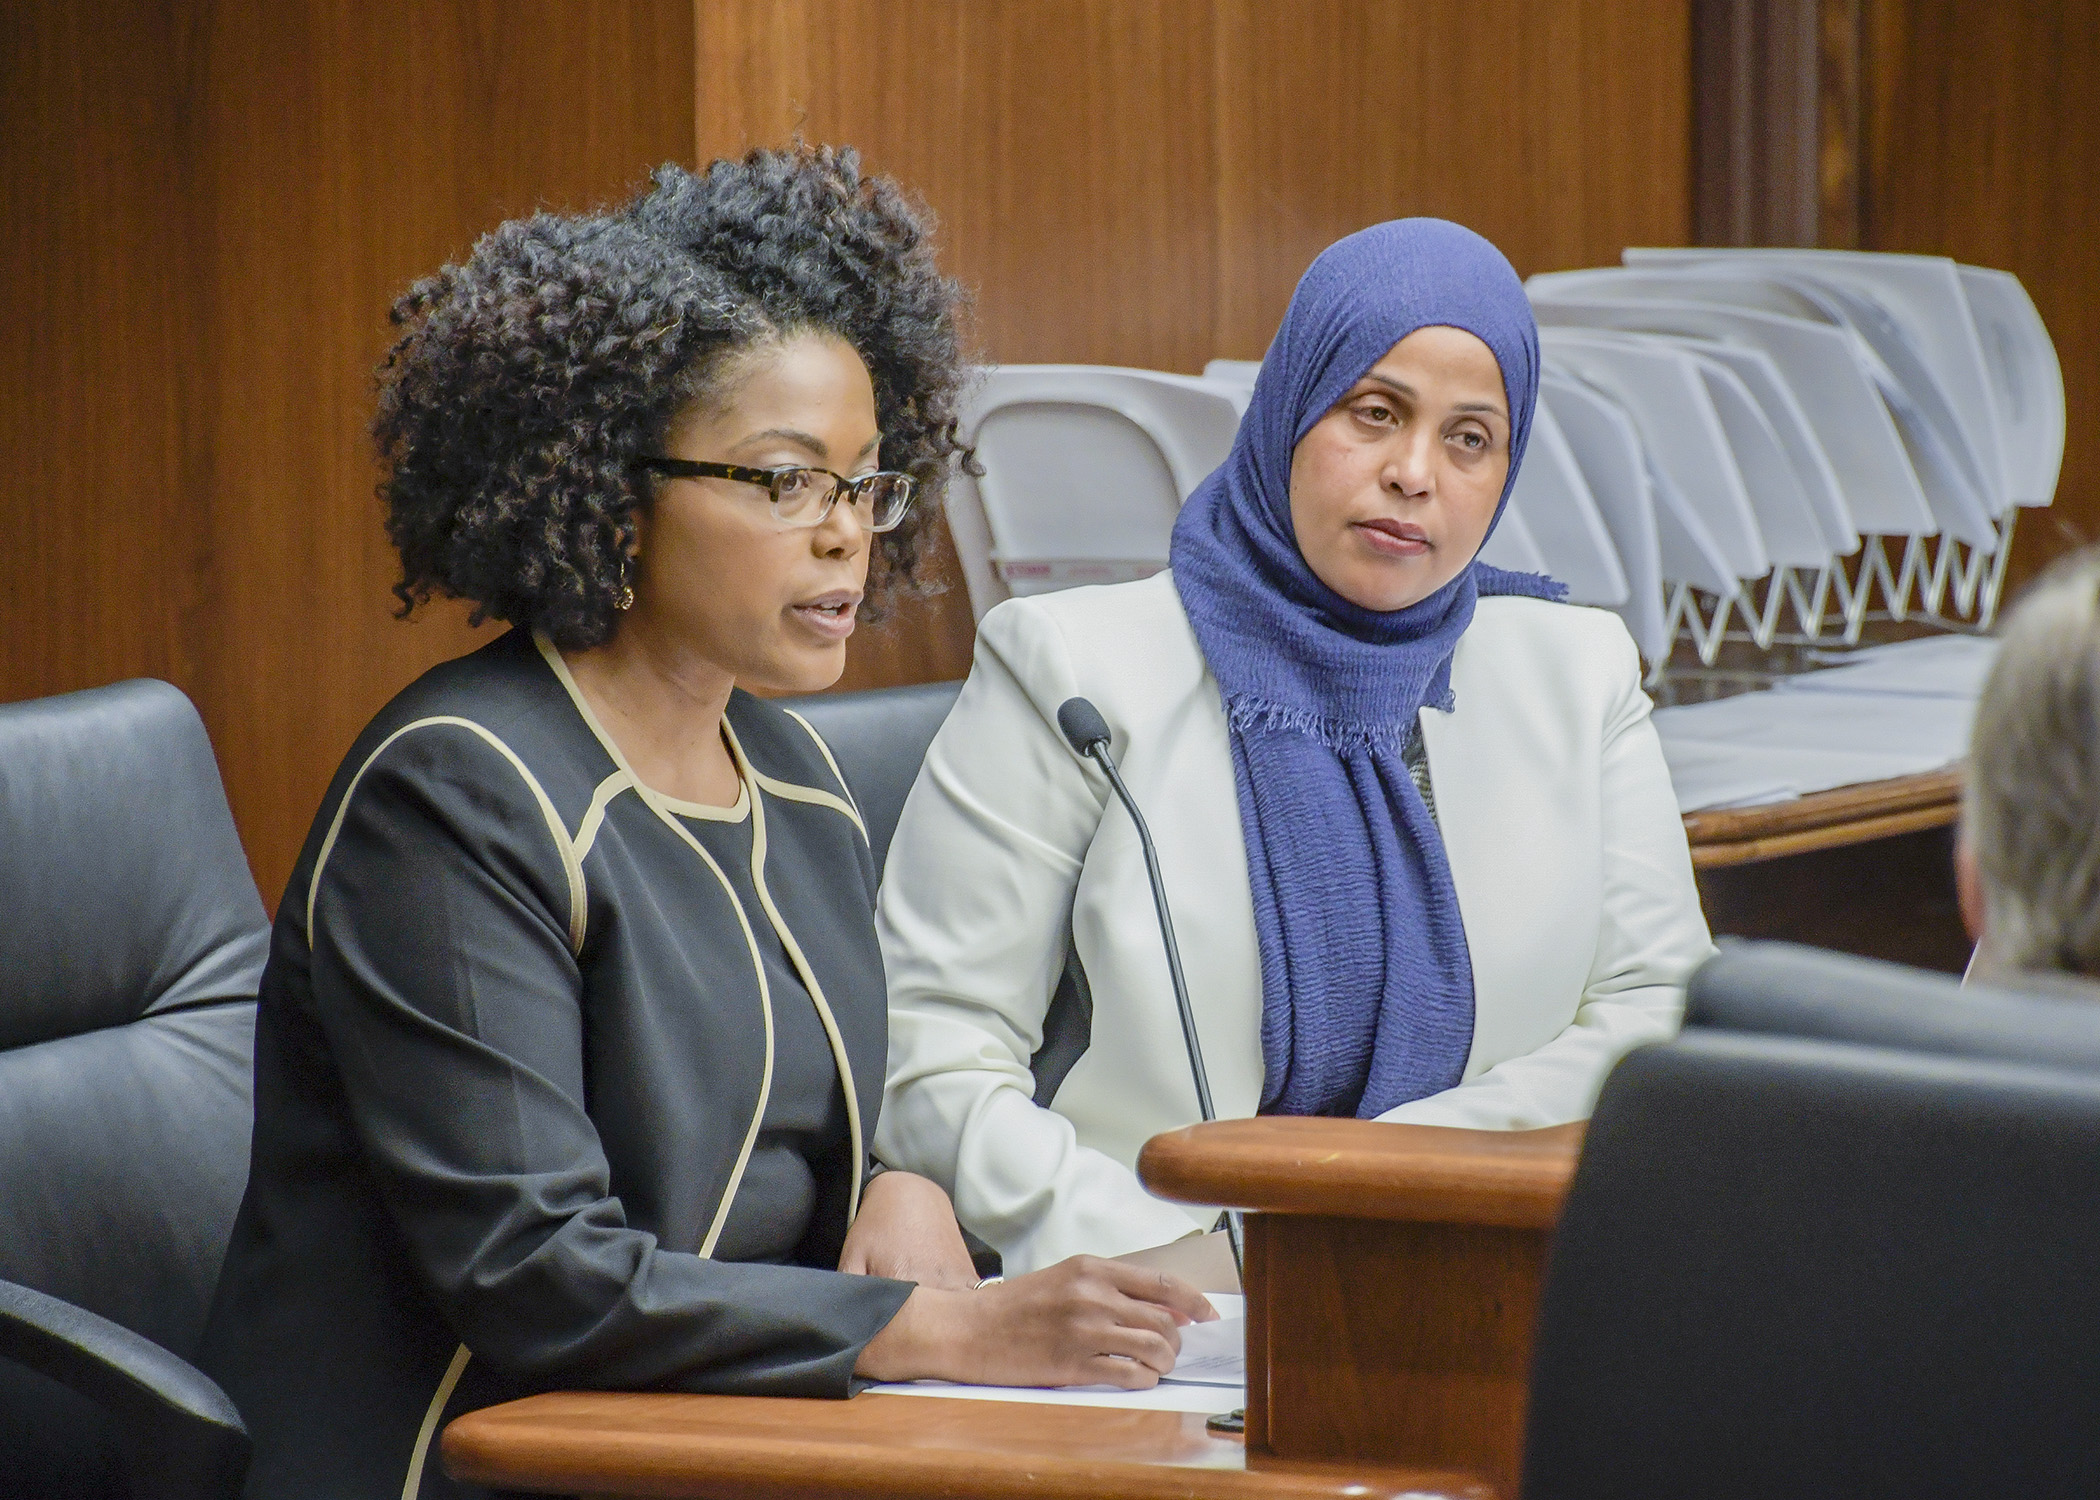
[615,582,635,611]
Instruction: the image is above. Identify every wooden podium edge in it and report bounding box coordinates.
[440,1390,1496,1500]
[1137,1118,1583,1229]
[1139,1118,1584,1495]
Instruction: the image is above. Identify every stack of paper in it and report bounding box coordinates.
[1655,637,1997,812]
[1780,634,2001,699]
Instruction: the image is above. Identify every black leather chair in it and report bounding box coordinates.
[0,679,270,1499]
[790,678,1095,1117]
[1684,937,2100,1070]
[787,679,963,874]
[1523,941,2100,1499]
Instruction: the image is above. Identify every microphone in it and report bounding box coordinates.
[1056,697,1244,1279]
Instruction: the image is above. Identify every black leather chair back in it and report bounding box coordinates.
[1524,945,2100,1499]
[0,680,269,1491]
[787,680,962,875]
[1689,937,2100,1070]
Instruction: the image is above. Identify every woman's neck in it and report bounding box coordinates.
[561,620,743,808]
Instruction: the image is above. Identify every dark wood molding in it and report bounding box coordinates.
[1816,0,1865,247]
[1692,0,1864,249]
[1692,0,1821,245]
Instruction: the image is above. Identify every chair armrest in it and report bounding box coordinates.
[0,1277,248,1500]
[1137,1117,1584,1229]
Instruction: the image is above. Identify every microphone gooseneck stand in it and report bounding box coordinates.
[1057,697,1249,1435]
[1055,697,1246,1282]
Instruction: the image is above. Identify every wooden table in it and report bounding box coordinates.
[444,1123,1585,1500]
[1681,767,1962,868]
[442,1391,1493,1499]
[1682,767,1973,974]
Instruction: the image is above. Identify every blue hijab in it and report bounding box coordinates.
[1169,218,1562,1120]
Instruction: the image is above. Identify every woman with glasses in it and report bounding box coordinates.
[870,220,1715,1280]
[198,148,1211,1500]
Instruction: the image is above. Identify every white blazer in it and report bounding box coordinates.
[874,572,1714,1272]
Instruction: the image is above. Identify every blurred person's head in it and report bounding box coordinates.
[1960,547,2100,984]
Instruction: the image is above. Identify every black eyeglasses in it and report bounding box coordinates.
[636,458,917,533]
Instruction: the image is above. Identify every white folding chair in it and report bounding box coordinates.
[944,366,1243,619]
[1540,373,1681,667]
[1625,248,2025,516]
[1200,359,1261,414]
[1476,506,1553,577]
[1539,329,1771,583]
[1503,402,1630,606]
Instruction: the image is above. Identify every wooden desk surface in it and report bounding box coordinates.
[441,1390,1496,1500]
[1138,1118,1584,1228]
[445,1123,1585,1499]
[1681,767,1962,868]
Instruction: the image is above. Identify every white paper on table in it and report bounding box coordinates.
[1659,737,1965,810]
[1780,635,2000,699]
[1539,374,1669,662]
[1159,1294,1245,1386]
[1657,658,1991,811]
[864,1294,1247,1409]
[1539,329,1769,582]
[1653,688,1975,774]
[1533,297,1936,538]
[1820,634,1999,666]
[865,1379,1244,1414]
[1659,738,1802,812]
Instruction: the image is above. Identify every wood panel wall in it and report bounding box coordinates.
[697,0,1693,692]
[1690,0,2098,583]
[1856,0,2100,585]
[7,0,1688,903]
[698,0,1691,375]
[3,0,695,908]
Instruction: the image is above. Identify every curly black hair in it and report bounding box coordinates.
[374,146,974,649]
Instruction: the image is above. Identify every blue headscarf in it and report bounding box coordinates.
[1169,218,1562,1119]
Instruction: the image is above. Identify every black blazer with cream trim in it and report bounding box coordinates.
[197,627,912,1500]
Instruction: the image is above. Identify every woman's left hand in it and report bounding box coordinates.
[838,1170,981,1290]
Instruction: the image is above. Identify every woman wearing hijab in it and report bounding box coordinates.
[868,219,1715,1274]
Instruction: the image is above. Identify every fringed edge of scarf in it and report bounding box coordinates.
[1225,693,1449,749]
[1473,562,1571,603]
[1219,566,1566,749]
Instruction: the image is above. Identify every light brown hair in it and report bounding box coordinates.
[1967,546,2100,978]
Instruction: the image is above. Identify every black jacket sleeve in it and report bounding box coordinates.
[305,721,911,1396]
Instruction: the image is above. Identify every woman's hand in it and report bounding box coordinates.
[854,1257,1217,1389]
[837,1170,981,1291]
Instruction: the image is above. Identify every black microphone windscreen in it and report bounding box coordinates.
[1056,697,1112,755]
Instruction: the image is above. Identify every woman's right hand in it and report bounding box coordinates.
[854,1256,1216,1389]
